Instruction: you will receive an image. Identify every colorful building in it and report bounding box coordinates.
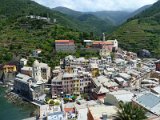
[3,65,17,73]
[92,39,118,51]
[55,40,76,53]
[52,71,92,97]
[73,78,80,95]
[0,61,19,84]
[90,63,99,78]
[62,73,74,94]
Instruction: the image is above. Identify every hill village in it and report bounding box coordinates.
[1,34,160,120]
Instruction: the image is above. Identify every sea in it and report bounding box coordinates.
[0,87,36,120]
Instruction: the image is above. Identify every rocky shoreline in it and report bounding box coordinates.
[5,91,25,105]
[2,87,38,117]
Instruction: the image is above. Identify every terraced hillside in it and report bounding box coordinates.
[111,0,160,57]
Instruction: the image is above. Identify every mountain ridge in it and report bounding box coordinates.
[53,5,152,25]
[110,0,160,57]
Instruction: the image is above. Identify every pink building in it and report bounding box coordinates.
[92,39,118,51]
[62,73,74,94]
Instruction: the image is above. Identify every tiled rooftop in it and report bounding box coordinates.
[136,93,160,108]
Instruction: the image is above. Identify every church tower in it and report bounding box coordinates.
[102,33,105,41]
[32,60,41,82]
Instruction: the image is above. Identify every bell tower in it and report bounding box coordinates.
[32,60,41,82]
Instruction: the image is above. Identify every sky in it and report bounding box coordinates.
[33,0,158,12]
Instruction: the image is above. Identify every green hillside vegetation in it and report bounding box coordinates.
[0,0,115,34]
[53,7,82,18]
[53,7,116,33]
[0,14,99,66]
[88,11,131,25]
[54,6,130,26]
[110,0,160,58]
[0,0,103,66]
[0,0,160,67]
[77,14,115,32]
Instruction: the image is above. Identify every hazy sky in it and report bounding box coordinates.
[33,0,158,12]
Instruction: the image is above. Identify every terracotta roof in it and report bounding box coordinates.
[55,40,74,43]
[56,43,74,45]
[93,41,113,45]
[3,65,16,68]
[64,108,74,112]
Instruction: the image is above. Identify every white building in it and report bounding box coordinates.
[151,86,160,95]
[32,60,51,83]
[84,40,93,47]
[39,104,66,120]
[21,66,32,77]
[32,49,42,57]
[104,90,134,106]
[20,58,28,66]
[107,39,118,50]
[88,104,117,120]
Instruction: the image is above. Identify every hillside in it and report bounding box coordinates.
[1,0,116,35]
[111,0,160,57]
[53,7,130,25]
[127,5,151,20]
[53,7,82,18]
[53,7,116,34]
[0,0,79,31]
[0,0,102,66]
[89,11,131,25]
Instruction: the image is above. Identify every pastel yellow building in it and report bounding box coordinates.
[90,63,99,78]
[65,66,73,73]
[91,68,99,78]
[73,78,80,95]
[3,65,17,73]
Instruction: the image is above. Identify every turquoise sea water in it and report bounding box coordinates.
[0,87,36,120]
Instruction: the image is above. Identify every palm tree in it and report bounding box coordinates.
[115,102,147,120]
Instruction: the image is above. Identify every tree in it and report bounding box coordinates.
[110,52,115,62]
[49,100,55,106]
[9,44,14,50]
[72,95,77,101]
[3,53,12,61]
[54,102,60,106]
[18,44,22,49]
[81,93,88,100]
[116,102,147,120]
[63,98,69,103]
